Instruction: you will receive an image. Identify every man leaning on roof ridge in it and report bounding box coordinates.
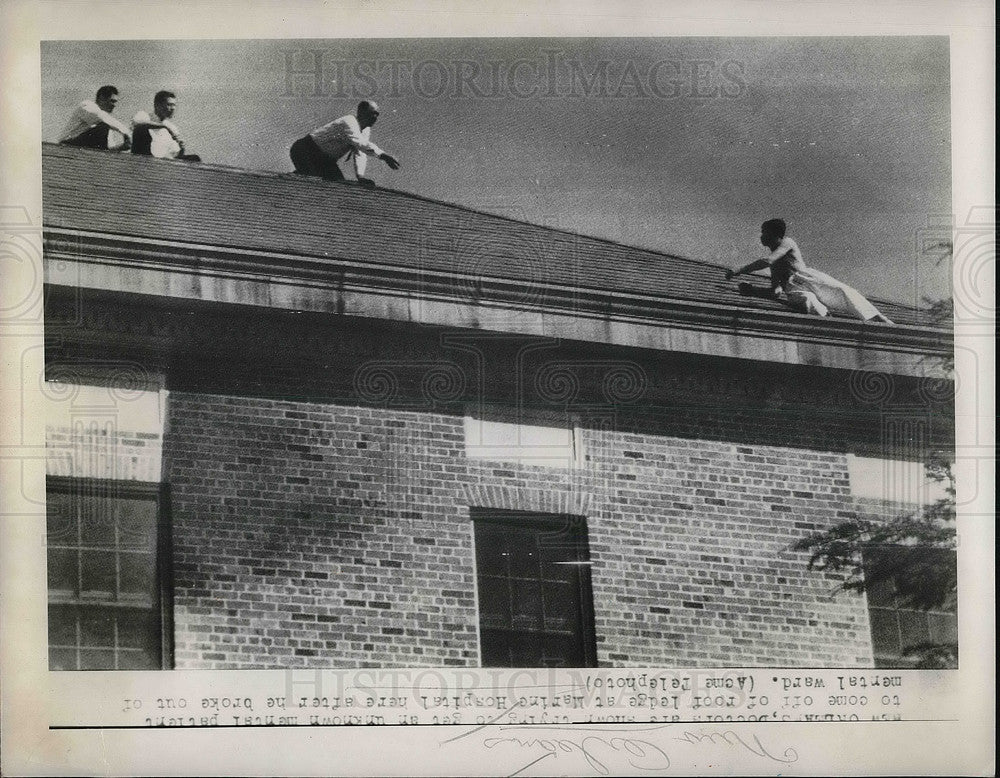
[58,85,132,151]
[290,100,401,188]
[131,90,201,162]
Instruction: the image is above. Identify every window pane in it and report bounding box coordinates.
[541,561,582,590]
[869,608,900,656]
[48,604,78,646]
[119,609,158,651]
[865,577,897,607]
[46,492,76,545]
[510,579,542,631]
[543,579,578,629]
[928,612,958,644]
[118,649,159,671]
[540,633,582,667]
[116,499,158,550]
[79,495,116,547]
[79,648,116,670]
[119,552,156,601]
[48,548,78,595]
[49,647,78,671]
[899,610,931,651]
[477,578,509,627]
[508,631,545,667]
[511,536,542,572]
[479,628,510,667]
[80,550,115,597]
[483,524,529,570]
[474,525,508,577]
[80,608,115,647]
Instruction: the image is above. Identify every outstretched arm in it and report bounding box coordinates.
[342,119,385,158]
[354,151,401,187]
[725,258,769,280]
[347,120,400,186]
[727,240,794,280]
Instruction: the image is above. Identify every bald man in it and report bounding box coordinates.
[290,100,401,188]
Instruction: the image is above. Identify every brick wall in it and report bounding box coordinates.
[44,253,951,672]
[166,396,478,669]
[165,390,874,669]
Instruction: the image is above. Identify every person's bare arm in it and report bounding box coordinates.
[355,151,401,187]
[727,240,792,280]
[726,258,769,280]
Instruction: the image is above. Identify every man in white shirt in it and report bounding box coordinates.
[132,91,201,162]
[290,100,400,188]
[58,85,132,151]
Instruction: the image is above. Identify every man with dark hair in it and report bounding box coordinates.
[290,100,400,188]
[727,219,893,323]
[131,91,200,162]
[58,85,132,150]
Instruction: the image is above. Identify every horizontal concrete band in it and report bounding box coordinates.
[44,229,952,378]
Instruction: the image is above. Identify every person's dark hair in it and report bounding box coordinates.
[95,85,118,102]
[154,90,177,107]
[761,218,787,238]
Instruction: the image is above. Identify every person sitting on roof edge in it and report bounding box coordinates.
[290,100,401,188]
[58,85,132,151]
[131,91,201,162]
[726,219,893,323]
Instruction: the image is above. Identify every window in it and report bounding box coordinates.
[46,477,171,670]
[472,509,596,667]
[864,547,957,669]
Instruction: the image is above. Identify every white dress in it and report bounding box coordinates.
[766,238,891,322]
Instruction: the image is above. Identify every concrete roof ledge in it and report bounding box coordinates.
[44,227,950,379]
[41,144,951,378]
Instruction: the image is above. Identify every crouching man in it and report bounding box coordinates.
[290,100,400,188]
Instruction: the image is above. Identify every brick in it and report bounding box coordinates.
[163,381,885,670]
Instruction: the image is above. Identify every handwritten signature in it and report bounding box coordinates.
[484,732,669,775]
[673,728,799,764]
[444,717,799,776]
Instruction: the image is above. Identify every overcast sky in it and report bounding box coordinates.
[41,38,951,305]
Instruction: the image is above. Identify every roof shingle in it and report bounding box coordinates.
[42,143,933,327]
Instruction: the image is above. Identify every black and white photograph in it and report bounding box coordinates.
[38,35,956,671]
[1,2,994,775]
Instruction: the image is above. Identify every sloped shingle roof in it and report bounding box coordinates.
[42,143,931,327]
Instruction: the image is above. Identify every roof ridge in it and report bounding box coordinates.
[42,141,726,271]
[41,143,931,315]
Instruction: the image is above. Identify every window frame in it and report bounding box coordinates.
[470,508,598,668]
[46,476,173,670]
[862,545,957,669]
